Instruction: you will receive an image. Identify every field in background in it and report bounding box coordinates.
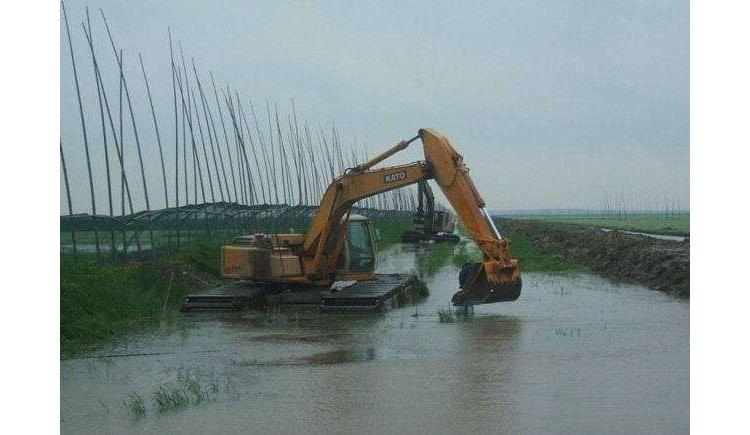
[501,213,689,237]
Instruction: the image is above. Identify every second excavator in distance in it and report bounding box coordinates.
[221,128,521,306]
[401,180,460,243]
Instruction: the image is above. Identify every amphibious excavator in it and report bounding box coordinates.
[401,180,459,243]
[221,129,521,306]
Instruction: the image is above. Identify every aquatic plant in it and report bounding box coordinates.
[125,392,146,418]
[437,305,455,323]
[151,372,219,413]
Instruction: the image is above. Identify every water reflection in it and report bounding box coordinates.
[451,315,522,427]
[61,242,688,434]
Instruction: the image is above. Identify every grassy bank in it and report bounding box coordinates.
[60,239,225,357]
[505,213,689,237]
[504,231,584,273]
[454,221,582,273]
[497,218,689,296]
[60,218,412,357]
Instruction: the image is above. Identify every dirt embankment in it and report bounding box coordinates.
[497,219,690,297]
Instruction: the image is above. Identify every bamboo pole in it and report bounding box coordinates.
[234,93,257,204]
[237,96,267,205]
[101,10,151,212]
[200,86,231,202]
[318,123,336,179]
[266,100,280,204]
[190,85,215,203]
[173,57,205,204]
[249,101,273,204]
[192,60,226,202]
[224,93,246,204]
[169,28,179,210]
[180,68,188,206]
[210,72,238,203]
[291,102,310,205]
[62,1,100,257]
[225,92,256,205]
[189,87,201,204]
[81,24,137,255]
[119,49,125,216]
[84,9,115,254]
[303,122,323,202]
[139,53,169,210]
[117,50,144,252]
[285,108,302,204]
[274,103,292,204]
[60,141,77,262]
[177,46,204,205]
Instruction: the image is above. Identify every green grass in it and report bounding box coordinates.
[418,243,458,277]
[60,219,412,357]
[510,213,689,236]
[371,217,413,250]
[505,232,582,273]
[60,238,226,357]
[451,241,482,268]
[123,372,219,418]
[152,372,218,413]
[455,220,580,273]
[125,392,146,419]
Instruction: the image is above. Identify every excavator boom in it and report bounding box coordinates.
[300,129,521,305]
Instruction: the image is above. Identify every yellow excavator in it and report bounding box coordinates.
[221,129,521,306]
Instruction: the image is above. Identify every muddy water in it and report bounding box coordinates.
[61,242,689,434]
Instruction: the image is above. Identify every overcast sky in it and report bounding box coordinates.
[60,0,688,213]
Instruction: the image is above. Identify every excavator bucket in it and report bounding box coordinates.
[452,262,522,306]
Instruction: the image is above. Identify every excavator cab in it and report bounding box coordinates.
[336,214,379,279]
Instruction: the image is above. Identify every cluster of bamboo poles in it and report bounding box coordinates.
[60,4,417,259]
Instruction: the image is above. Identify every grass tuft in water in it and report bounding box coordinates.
[438,305,456,323]
[151,372,219,413]
[125,392,146,418]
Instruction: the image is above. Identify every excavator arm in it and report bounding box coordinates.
[300,128,521,305]
[420,129,521,305]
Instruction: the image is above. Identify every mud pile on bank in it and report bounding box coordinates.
[496,219,689,297]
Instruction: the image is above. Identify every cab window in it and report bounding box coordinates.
[345,221,375,272]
